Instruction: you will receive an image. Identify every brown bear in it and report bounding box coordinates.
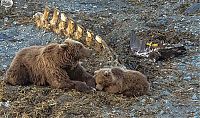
[5,39,96,92]
[94,67,150,97]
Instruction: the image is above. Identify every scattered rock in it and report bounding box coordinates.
[192,94,199,101]
[0,0,199,117]
[0,101,10,108]
[183,76,192,81]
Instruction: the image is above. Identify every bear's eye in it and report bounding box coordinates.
[76,44,83,49]
[79,45,83,49]
[98,81,102,84]
[104,73,110,77]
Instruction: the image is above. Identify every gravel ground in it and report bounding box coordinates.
[0,0,199,117]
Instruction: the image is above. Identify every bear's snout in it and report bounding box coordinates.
[78,47,92,59]
[84,48,92,57]
[96,84,103,90]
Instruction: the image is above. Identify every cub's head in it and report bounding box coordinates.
[63,39,92,60]
[94,67,125,91]
[94,68,115,91]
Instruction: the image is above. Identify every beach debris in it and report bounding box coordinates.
[0,101,10,108]
[32,12,43,28]
[32,6,111,53]
[40,6,50,29]
[149,45,187,62]
[130,30,160,57]
[32,6,121,67]
[58,13,67,34]
[66,18,75,37]
[86,30,94,47]
[130,30,187,61]
[74,24,84,40]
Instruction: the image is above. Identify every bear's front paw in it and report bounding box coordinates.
[86,77,96,88]
[74,81,96,93]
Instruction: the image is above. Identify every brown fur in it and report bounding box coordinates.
[5,39,95,92]
[94,67,150,97]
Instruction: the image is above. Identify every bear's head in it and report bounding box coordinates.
[42,39,92,67]
[94,67,125,91]
[63,39,92,60]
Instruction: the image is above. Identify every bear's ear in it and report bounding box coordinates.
[103,70,110,77]
[64,40,70,45]
[94,70,100,75]
[59,44,68,50]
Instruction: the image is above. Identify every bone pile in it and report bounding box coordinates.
[33,6,123,68]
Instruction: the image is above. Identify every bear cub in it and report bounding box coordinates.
[94,67,150,97]
[5,39,95,92]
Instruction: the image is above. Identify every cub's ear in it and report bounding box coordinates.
[94,70,100,75]
[94,71,97,75]
[64,40,70,45]
[59,44,68,50]
[103,70,110,77]
[64,38,73,45]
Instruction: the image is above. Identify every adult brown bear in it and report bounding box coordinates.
[5,39,95,92]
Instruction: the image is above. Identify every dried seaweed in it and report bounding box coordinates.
[0,0,199,117]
